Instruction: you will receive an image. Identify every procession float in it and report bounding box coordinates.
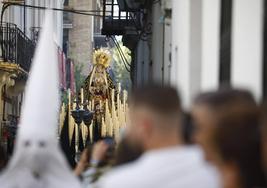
[59,48,129,152]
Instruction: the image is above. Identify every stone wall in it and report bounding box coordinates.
[69,0,93,76]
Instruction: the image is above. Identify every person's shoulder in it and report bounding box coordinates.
[185,147,222,188]
[97,162,143,188]
[103,163,139,181]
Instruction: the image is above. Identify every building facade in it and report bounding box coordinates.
[63,0,94,76]
[168,0,266,108]
[0,0,64,152]
[105,0,266,109]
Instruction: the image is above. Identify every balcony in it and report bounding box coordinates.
[102,0,141,35]
[118,0,147,11]
[0,22,35,73]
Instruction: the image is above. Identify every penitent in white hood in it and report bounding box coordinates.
[0,10,81,188]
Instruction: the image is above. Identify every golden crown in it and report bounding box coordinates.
[93,48,112,68]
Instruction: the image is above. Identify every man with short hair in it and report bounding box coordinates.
[193,89,266,188]
[97,85,220,188]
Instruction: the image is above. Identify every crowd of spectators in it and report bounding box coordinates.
[1,84,267,188]
[70,84,267,188]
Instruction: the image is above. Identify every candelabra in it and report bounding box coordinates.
[71,97,93,154]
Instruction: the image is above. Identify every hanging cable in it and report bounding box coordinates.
[113,36,131,67]
[2,2,104,17]
[110,36,131,72]
[113,41,131,72]
[112,36,131,68]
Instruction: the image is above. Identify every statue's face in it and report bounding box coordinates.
[93,50,110,68]
[96,65,104,73]
[100,54,106,63]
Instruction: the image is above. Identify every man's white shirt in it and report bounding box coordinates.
[97,146,221,188]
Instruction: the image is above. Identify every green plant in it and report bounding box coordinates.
[74,63,86,92]
[61,90,68,105]
[112,42,132,91]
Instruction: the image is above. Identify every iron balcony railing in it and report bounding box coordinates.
[0,22,35,72]
[102,0,141,35]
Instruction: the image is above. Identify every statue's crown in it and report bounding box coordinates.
[93,48,111,68]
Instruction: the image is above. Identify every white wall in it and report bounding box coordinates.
[171,0,203,109]
[55,0,64,48]
[201,0,221,91]
[163,18,172,84]
[169,0,265,106]
[171,0,191,108]
[136,40,150,86]
[189,0,202,104]
[231,0,264,100]
[151,3,164,84]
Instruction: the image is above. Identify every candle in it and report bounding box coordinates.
[101,117,106,137]
[89,101,92,111]
[105,99,109,112]
[68,89,72,143]
[68,88,71,106]
[75,121,78,152]
[92,99,95,111]
[81,88,84,109]
[118,83,121,93]
[123,90,126,109]
[109,117,113,137]
[73,101,76,110]
[111,89,115,104]
[90,121,93,143]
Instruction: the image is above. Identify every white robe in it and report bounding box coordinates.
[0,9,81,188]
[0,141,81,188]
[97,146,221,188]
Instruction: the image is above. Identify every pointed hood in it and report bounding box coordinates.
[0,10,82,188]
[18,10,59,140]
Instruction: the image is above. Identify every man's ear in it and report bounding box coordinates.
[140,117,153,137]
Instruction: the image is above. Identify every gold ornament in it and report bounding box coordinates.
[93,48,112,68]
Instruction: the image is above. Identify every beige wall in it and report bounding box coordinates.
[68,0,94,76]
